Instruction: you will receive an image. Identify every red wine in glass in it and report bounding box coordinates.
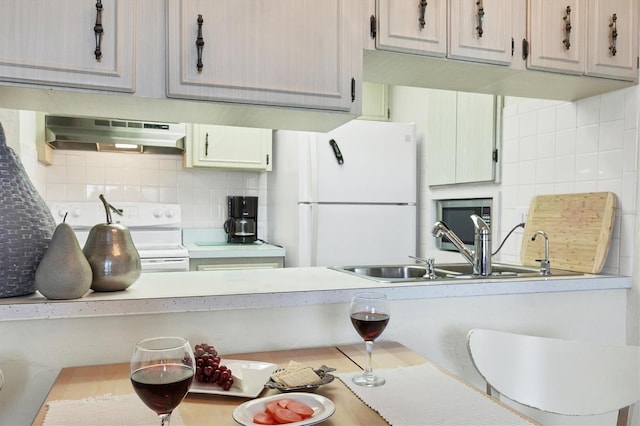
[349,292,390,387]
[350,311,390,341]
[131,364,194,415]
[130,337,195,426]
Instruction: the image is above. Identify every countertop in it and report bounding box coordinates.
[0,266,630,321]
[182,228,285,259]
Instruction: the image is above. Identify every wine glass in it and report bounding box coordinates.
[130,337,195,426]
[349,292,390,387]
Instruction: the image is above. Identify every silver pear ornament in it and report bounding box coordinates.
[83,194,141,291]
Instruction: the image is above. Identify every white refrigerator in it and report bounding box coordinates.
[267,120,417,267]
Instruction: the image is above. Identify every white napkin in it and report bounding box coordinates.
[43,393,185,426]
[336,363,536,426]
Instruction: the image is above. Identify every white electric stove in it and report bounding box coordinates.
[48,201,189,272]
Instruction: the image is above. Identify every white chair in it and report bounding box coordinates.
[467,329,640,425]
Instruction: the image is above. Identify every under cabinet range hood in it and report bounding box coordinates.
[44,115,187,155]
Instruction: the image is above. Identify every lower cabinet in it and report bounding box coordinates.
[189,257,284,271]
[184,124,272,171]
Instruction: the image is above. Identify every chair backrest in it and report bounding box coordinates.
[467,329,640,420]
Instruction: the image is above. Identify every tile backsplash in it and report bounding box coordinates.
[41,150,268,235]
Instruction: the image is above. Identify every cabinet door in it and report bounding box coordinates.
[0,0,135,92]
[455,92,496,183]
[375,0,447,57]
[359,82,389,121]
[167,0,359,112]
[426,90,457,186]
[427,90,496,186]
[528,0,587,74]
[448,0,514,65]
[189,124,272,171]
[586,0,638,81]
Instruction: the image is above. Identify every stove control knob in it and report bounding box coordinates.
[57,208,69,218]
[165,209,175,218]
[69,208,81,218]
[153,209,163,218]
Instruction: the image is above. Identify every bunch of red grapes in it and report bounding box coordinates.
[193,342,234,391]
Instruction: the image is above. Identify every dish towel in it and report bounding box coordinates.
[42,393,185,426]
[336,363,536,426]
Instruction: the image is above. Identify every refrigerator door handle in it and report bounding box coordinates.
[329,139,344,165]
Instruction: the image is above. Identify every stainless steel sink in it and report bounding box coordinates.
[328,265,445,283]
[434,262,581,279]
[329,262,581,283]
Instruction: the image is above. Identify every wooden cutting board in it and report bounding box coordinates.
[520,192,616,274]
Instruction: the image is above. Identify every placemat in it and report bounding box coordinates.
[43,393,185,426]
[336,363,536,426]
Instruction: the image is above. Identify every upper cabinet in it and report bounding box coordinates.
[448,0,515,65]
[375,0,447,57]
[374,0,518,66]
[528,0,638,81]
[167,0,362,113]
[426,90,499,186]
[365,0,638,101]
[0,0,135,92]
[185,124,272,171]
[0,1,363,132]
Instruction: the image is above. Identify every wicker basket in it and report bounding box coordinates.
[0,122,56,297]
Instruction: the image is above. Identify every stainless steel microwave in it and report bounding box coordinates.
[435,198,492,252]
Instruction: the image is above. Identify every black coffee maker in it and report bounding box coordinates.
[224,196,258,243]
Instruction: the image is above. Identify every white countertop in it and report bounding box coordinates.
[0,267,630,321]
[182,228,285,259]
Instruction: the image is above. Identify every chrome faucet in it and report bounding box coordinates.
[432,214,492,276]
[531,231,550,275]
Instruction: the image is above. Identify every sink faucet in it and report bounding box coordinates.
[432,214,492,276]
[531,231,550,276]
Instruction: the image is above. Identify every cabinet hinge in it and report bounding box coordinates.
[370,15,377,39]
[492,149,499,163]
[511,37,514,57]
[351,78,356,103]
[387,108,391,120]
[522,39,529,60]
[637,56,639,69]
[266,154,270,166]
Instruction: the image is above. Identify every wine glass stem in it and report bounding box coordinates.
[159,413,171,426]
[364,340,374,377]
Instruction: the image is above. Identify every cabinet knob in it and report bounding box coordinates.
[476,0,484,38]
[94,0,104,61]
[562,6,572,50]
[609,13,618,57]
[418,0,428,30]
[196,14,205,72]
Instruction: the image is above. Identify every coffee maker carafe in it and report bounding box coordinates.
[224,196,258,243]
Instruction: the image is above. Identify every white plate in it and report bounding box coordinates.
[232,393,335,426]
[189,359,277,398]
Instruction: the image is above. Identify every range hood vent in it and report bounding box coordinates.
[44,115,187,155]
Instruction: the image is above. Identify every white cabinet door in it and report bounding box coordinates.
[528,0,587,74]
[427,89,497,186]
[167,0,361,113]
[448,0,514,65]
[586,0,638,81]
[375,0,447,57]
[359,82,389,121]
[0,0,135,92]
[455,92,496,183]
[187,124,272,171]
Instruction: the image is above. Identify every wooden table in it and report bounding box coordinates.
[33,341,536,425]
